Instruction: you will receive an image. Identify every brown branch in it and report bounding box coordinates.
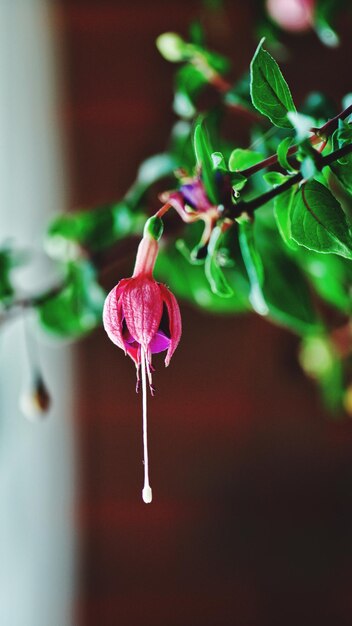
[226,141,352,219]
[237,105,352,179]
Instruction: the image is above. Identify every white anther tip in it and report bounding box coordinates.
[142,486,152,504]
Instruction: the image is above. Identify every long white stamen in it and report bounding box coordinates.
[141,347,152,503]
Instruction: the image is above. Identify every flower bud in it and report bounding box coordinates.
[143,216,164,241]
[266,0,315,32]
[19,374,51,421]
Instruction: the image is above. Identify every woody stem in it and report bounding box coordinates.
[238,104,352,179]
[227,140,352,219]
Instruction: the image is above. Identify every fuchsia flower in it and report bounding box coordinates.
[103,217,181,503]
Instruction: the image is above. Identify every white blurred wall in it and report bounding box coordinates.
[0,2,75,625]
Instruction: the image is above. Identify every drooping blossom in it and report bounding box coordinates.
[103,216,181,503]
[160,170,233,255]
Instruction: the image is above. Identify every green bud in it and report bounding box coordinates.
[156,32,188,62]
[143,216,164,241]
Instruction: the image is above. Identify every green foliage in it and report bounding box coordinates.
[329,123,352,194]
[4,13,352,414]
[250,38,296,128]
[290,180,352,259]
[277,137,295,172]
[299,250,352,314]
[273,186,298,249]
[229,148,264,172]
[204,225,234,297]
[37,261,105,338]
[238,218,268,315]
[46,202,145,257]
[0,247,18,300]
[254,212,320,335]
[193,119,219,204]
[155,244,249,315]
[299,334,344,412]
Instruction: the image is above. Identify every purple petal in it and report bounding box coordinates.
[181,179,212,212]
[149,330,171,354]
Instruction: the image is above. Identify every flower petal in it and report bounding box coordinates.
[103,279,140,366]
[181,178,212,212]
[122,276,163,352]
[158,283,182,366]
[149,329,171,354]
[102,280,128,350]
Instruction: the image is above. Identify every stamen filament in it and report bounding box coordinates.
[141,346,152,504]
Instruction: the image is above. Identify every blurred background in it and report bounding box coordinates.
[2,1,352,625]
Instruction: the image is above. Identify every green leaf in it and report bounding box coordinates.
[290,180,352,259]
[228,148,264,172]
[250,38,296,128]
[263,171,289,186]
[238,219,268,315]
[0,248,16,300]
[175,239,205,265]
[252,213,319,334]
[193,120,219,204]
[155,244,249,314]
[211,151,227,172]
[287,111,314,141]
[37,261,105,338]
[274,186,299,249]
[277,137,295,172]
[314,2,340,49]
[126,152,177,206]
[204,226,234,297]
[329,125,352,195]
[300,250,352,313]
[46,203,145,258]
[299,334,344,412]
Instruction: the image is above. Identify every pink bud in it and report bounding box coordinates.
[266,0,315,32]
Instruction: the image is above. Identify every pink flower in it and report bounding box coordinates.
[103,235,181,383]
[103,218,181,503]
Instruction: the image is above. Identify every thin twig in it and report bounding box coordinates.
[227,141,352,219]
[238,105,352,179]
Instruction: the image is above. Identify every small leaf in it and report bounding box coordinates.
[263,171,289,186]
[231,172,247,191]
[250,38,296,128]
[46,203,144,257]
[274,186,298,249]
[37,261,105,338]
[175,239,204,265]
[211,151,227,171]
[238,219,268,315]
[204,226,234,297]
[126,152,177,206]
[290,180,352,259]
[300,251,352,313]
[155,244,249,314]
[277,137,295,172]
[329,125,352,195]
[193,120,219,205]
[287,111,314,141]
[0,248,16,300]
[299,335,343,413]
[228,148,263,172]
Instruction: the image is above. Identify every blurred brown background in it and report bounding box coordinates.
[59,1,352,624]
